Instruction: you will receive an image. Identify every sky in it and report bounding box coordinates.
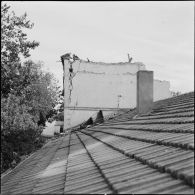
[4,1,194,93]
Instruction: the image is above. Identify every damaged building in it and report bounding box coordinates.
[60,54,171,130]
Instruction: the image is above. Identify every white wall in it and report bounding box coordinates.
[42,121,60,136]
[63,60,171,129]
[154,79,171,101]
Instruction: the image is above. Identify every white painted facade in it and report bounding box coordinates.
[63,60,171,129]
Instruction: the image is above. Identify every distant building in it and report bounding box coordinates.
[61,57,171,129]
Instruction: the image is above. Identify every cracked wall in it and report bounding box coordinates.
[63,59,171,129]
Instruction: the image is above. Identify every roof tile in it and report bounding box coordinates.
[1,92,194,194]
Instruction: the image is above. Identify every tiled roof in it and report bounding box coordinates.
[1,92,194,194]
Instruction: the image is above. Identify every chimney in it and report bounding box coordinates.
[137,70,153,114]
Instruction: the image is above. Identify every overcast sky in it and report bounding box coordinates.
[5,1,194,93]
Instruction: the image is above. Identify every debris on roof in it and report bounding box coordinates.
[1,92,194,194]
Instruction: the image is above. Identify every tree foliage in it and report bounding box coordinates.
[1,3,61,173]
[18,60,61,125]
[1,3,39,96]
[53,111,64,121]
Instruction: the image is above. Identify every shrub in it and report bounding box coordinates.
[1,94,45,173]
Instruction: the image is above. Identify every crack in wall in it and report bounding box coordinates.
[61,53,171,129]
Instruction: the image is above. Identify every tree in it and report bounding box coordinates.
[1,60,61,172]
[1,3,39,97]
[1,3,61,173]
[1,93,41,171]
[53,111,64,121]
[20,60,61,125]
[1,3,61,124]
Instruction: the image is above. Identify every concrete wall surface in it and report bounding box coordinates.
[137,71,153,114]
[63,60,171,129]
